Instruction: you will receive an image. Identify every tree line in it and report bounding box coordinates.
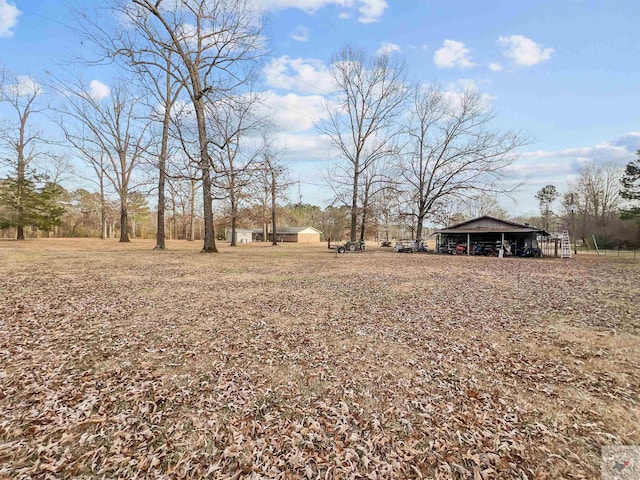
[1,0,638,250]
[534,154,640,247]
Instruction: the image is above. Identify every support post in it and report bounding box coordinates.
[467,233,470,255]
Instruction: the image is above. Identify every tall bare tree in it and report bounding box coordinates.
[565,161,622,239]
[319,45,408,242]
[104,0,264,253]
[0,71,52,240]
[60,81,151,242]
[209,94,264,246]
[397,84,526,240]
[142,55,185,249]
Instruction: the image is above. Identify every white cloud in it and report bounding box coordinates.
[0,0,20,37]
[88,80,111,101]
[498,35,554,67]
[439,79,495,108]
[377,42,400,56]
[289,25,310,42]
[259,0,387,23]
[512,132,640,185]
[433,40,475,69]
[258,90,329,132]
[6,76,41,97]
[489,62,503,72]
[357,0,387,23]
[520,142,633,166]
[264,56,334,94]
[611,132,640,152]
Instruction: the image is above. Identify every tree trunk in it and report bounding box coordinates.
[189,179,196,241]
[359,209,366,242]
[155,60,173,250]
[230,198,237,247]
[271,170,277,246]
[155,154,166,248]
[350,170,359,242]
[195,101,217,253]
[119,201,129,242]
[416,213,425,241]
[16,159,25,240]
[96,172,105,239]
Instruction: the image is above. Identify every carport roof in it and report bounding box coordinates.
[435,216,549,235]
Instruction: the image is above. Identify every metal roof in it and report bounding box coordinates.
[251,226,322,234]
[435,216,549,235]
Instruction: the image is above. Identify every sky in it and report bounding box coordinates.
[1,0,639,216]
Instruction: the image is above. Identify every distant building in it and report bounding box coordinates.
[252,226,322,243]
[225,228,253,243]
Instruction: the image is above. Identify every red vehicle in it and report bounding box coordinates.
[454,244,467,255]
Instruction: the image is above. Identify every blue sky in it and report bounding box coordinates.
[1,0,639,216]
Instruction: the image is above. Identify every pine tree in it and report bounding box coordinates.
[621,151,640,202]
[0,174,65,237]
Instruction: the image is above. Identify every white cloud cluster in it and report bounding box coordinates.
[88,80,111,101]
[259,0,387,23]
[258,90,328,132]
[356,0,387,24]
[512,132,640,186]
[520,141,634,166]
[6,75,40,97]
[498,35,554,67]
[433,40,475,69]
[264,56,334,94]
[0,0,20,37]
[289,25,310,42]
[376,42,400,56]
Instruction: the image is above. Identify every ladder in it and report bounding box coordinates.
[561,230,572,258]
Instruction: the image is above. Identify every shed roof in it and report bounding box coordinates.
[251,226,322,234]
[274,226,322,234]
[436,216,549,235]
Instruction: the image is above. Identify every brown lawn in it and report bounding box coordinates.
[0,239,638,479]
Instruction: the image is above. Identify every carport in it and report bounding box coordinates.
[434,216,549,256]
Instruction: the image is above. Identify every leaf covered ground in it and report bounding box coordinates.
[0,239,638,479]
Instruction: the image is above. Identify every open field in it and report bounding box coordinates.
[1,239,639,479]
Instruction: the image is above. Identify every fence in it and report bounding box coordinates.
[539,237,638,260]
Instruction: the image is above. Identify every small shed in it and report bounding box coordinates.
[270,226,322,243]
[225,228,253,244]
[434,216,549,256]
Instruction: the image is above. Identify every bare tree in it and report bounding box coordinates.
[60,81,151,242]
[463,192,508,220]
[319,45,409,242]
[106,0,265,253]
[0,71,51,240]
[144,54,185,249]
[565,161,622,239]
[209,93,264,246]
[246,139,288,245]
[397,84,526,240]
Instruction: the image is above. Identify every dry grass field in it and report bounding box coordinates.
[1,239,638,479]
